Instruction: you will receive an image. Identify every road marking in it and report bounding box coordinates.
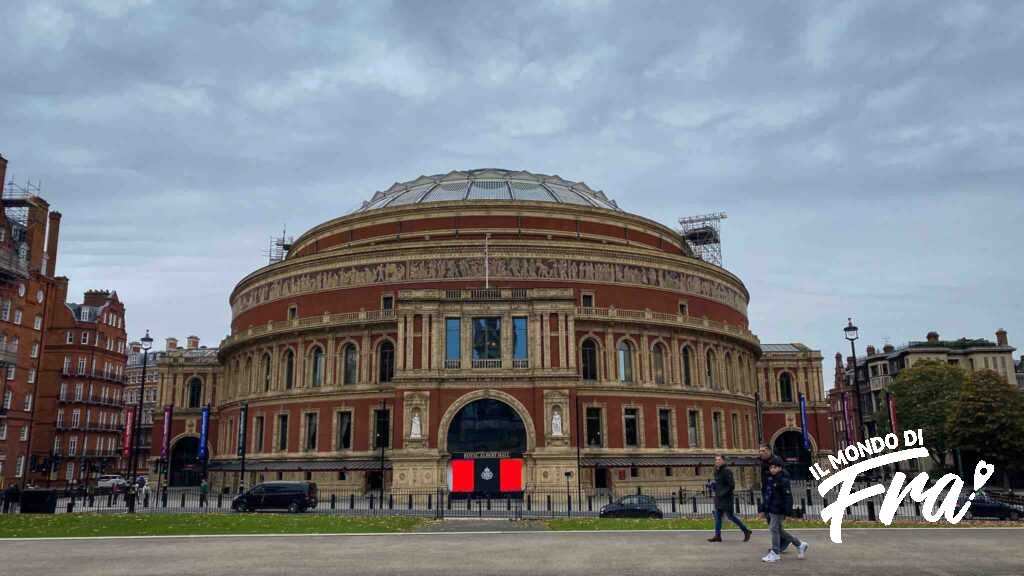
[1,526,1021,542]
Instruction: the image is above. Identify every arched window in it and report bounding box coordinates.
[706,349,717,389]
[310,346,324,387]
[261,353,271,392]
[652,343,666,385]
[779,372,794,403]
[378,341,395,383]
[187,378,202,409]
[581,339,599,381]
[617,341,634,383]
[244,357,253,394]
[724,352,733,392]
[283,349,295,390]
[681,346,693,387]
[342,344,358,385]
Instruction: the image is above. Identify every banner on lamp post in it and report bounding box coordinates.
[198,405,210,461]
[799,393,811,450]
[123,409,134,460]
[237,402,248,458]
[161,405,173,460]
[842,392,853,445]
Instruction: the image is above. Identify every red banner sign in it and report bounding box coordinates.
[123,409,134,460]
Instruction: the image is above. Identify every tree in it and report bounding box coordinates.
[947,369,1024,484]
[886,360,966,469]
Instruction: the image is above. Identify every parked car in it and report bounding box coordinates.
[232,481,318,513]
[961,490,1023,521]
[599,495,663,519]
[96,475,128,494]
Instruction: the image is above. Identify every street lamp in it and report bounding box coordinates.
[564,471,573,518]
[128,330,153,512]
[843,319,863,444]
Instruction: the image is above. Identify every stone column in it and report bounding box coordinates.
[566,314,577,370]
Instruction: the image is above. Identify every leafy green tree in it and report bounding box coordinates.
[886,360,966,469]
[947,369,1024,482]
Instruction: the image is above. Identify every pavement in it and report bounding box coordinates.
[2,526,1022,575]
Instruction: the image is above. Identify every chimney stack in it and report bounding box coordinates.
[187,335,199,349]
[926,331,940,344]
[166,337,178,351]
[129,341,141,353]
[996,329,1008,347]
[45,211,61,277]
[0,155,7,193]
[866,345,876,356]
[883,344,895,353]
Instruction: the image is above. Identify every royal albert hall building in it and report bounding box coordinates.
[208,169,765,494]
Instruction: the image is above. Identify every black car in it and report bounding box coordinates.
[232,481,318,513]
[599,495,664,519]
[960,490,1023,521]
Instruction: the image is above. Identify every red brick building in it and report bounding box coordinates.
[166,169,772,493]
[0,155,59,488]
[31,287,128,487]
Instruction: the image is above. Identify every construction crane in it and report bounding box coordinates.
[679,212,727,267]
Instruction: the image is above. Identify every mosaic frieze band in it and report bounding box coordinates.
[231,255,749,318]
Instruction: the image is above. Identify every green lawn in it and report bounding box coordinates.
[545,517,1024,531]
[0,513,425,538]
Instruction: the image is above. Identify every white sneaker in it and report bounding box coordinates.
[762,551,780,563]
[797,542,809,559]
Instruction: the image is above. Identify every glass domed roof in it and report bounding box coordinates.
[353,169,620,213]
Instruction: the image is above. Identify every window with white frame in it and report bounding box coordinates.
[68,436,78,455]
[13,310,22,325]
[20,425,28,441]
[2,390,11,409]
[63,355,71,373]
[77,357,86,375]
[53,436,61,454]
[30,342,38,358]
[56,409,64,427]
[66,331,73,344]
[33,315,42,330]
[15,455,24,478]
[71,409,80,428]
[27,368,35,384]
[0,421,6,440]
[81,331,89,345]
[75,382,83,400]
[5,365,13,380]
[0,300,9,321]
[35,289,43,303]
[66,462,74,481]
[23,393,32,411]
[17,284,25,298]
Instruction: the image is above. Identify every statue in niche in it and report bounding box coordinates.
[551,406,564,437]
[410,410,422,439]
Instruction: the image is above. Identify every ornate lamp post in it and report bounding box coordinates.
[843,319,863,444]
[127,330,153,512]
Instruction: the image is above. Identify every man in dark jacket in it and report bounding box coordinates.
[708,455,751,542]
[762,457,808,563]
[758,443,772,513]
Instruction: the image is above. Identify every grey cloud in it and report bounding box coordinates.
[0,0,1021,370]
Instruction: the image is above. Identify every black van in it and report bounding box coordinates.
[232,481,318,513]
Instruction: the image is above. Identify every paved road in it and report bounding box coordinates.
[3,528,1021,575]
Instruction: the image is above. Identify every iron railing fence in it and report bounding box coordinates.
[1,483,966,522]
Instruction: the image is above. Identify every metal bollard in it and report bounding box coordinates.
[671,496,677,514]
[162,491,168,508]
[427,493,432,510]
[180,493,186,508]
[107,493,114,507]
[144,493,150,508]
[89,495,95,508]
[369,494,375,510]
[408,494,413,510]
[67,497,75,513]
[588,495,593,512]
[692,496,698,514]
[526,494,531,512]
[331,494,336,510]
[349,494,355,509]
[217,493,223,509]
[867,500,877,522]
[546,495,551,511]
[388,494,394,510]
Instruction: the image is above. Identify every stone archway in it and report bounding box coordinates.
[771,428,815,481]
[437,390,537,454]
[169,435,202,487]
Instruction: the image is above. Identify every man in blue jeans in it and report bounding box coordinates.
[707,454,752,542]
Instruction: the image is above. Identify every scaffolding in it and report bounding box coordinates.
[679,212,727,267]
[265,227,293,264]
[2,178,41,230]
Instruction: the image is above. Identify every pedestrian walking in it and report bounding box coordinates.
[762,456,808,563]
[707,454,752,543]
[199,477,209,508]
[757,443,772,512]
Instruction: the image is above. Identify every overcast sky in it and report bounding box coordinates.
[2,0,1022,385]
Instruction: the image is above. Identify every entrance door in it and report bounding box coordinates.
[595,467,609,490]
[366,471,383,493]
